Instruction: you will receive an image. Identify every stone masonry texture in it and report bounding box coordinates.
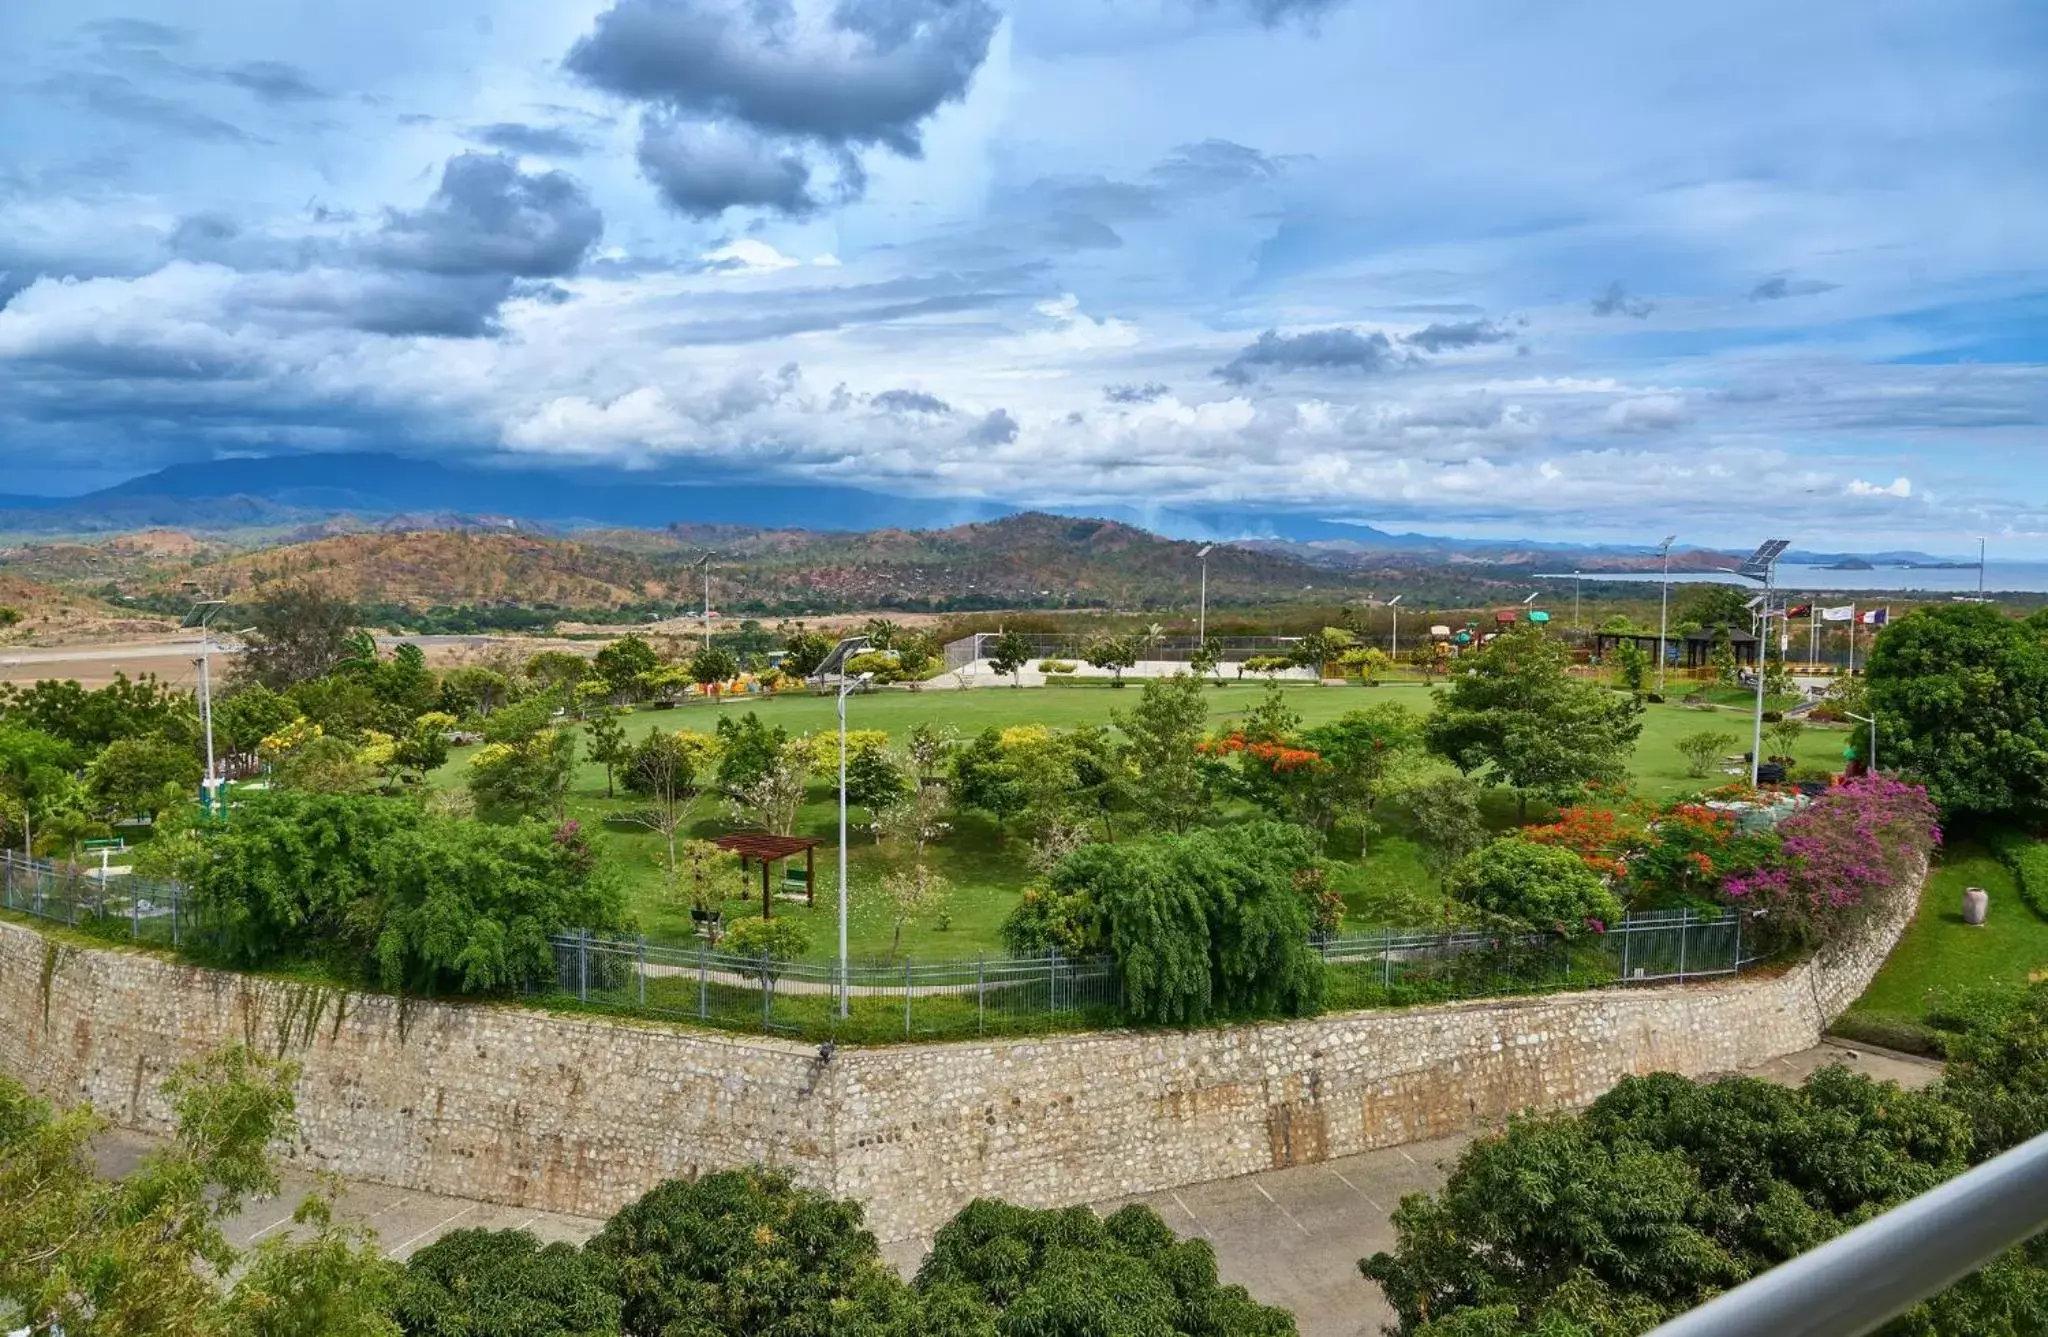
[0,872,1916,1241]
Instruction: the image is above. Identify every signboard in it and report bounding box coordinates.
[1528,610,1551,623]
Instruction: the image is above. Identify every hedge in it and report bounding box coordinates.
[1987,827,2048,920]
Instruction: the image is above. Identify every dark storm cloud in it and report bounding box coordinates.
[1215,327,1396,385]
[1104,382,1170,404]
[873,388,953,414]
[366,153,602,279]
[1590,280,1655,318]
[1402,319,1511,352]
[969,407,1019,444]
[472,121,595,157]
[635,114,824,217]
[565,0,999,216]
[39,72,261,144]
[215,60,329,103]
[1750,275,1840,301]
[566,0,998,149]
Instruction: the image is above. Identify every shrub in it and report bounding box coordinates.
[1676,729,1737,778]
[1761,708,1783,723]
[1987,828,2048,920]
[1445,838,1623,934]
[1038,659,1078,674]
[721,914,811,963]
[397,1228,621,1336]
[1721,774,1940,947]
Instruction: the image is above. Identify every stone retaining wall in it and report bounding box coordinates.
[0,872,1916,1240]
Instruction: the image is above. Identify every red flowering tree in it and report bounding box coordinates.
[1522,806,1638,881]
[1721,774,1940,947]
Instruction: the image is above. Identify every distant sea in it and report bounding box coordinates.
[1535,562,2048,596]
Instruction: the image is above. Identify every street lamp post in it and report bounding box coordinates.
[1657,535,1676,696]
[1195,545,1214,645]
[694,552,714,651]
[1846,711,1878,775]
[1386,594,1403,659]
[835,672,872,1020]
[1735,540,1792,788]
[188,599,226,814]
[1573,570,1582,628]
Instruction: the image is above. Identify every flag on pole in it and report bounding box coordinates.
[1785,603,1813,618]
[1859,607,1889,626]
[1819,605,1856,621]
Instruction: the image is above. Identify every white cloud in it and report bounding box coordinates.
[700,238,800,272]
[1847,476,1913,498]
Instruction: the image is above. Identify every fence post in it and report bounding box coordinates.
[1382,931,1392,991]
[698,942,708,1019]
[760,951,772,1028]
[977,957,986,1035]
[637,934,647,1008]
[171,881,180,949]
[1677,908,1689,981]
[578,929,589,1003]
[904,958,913,1038]
[131,887,139,940]
[1733,912,1743,973]
[1620,913,1632,983]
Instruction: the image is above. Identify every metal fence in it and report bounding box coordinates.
[1,849,1768,1043]
[545,907,1766,1041]
[941,633,1303,671]
[1,850,198,948]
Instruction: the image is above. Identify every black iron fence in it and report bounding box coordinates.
[1,850,1769,1044]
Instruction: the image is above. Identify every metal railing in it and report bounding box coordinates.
[1,850,198,948]
[2,849,1771,1042]
[1647,1130,2048,1337]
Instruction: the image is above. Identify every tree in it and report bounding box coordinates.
[1676,729,1737,779]
[1445,838,1623,933]
[81,736,199,820]
[988,629,1032,686]
[1708,631,1739,686]
[391,713,452,783]
[1361,1066,1977,1337]
[780,626,834,678]
[235,584,360,690]
[1004,822,1324,1025]
[726,738,811,836]
[373,819,623,994]
[467,727,578,823]
[1765,715,1805,761]
[523,651,589,694]
[687,645,740,692]
[587,1169,915,1337]
[0,673,194,752]
[215,682,301,768]
[1189,639,1222,682]
[1611,639,1650,693]
[1115,673,1215,834]
[714,711,788,792]
[271,732,380,796]
[592,635,658,702]
[915,1199,1297,1336]
[846,745,911,836]
[1423,627,1644,822]
[1084,635,1137,686]
[1405,774,1489,884]
[584,711,628,798]
[951,727,1032,839]
[0,1044,399,1337]
[673,840,748,932]
[1294,704,1419,846]
[395,1228,619,1337]
[881,862,950,958]
[621,728,700,887]
[1938,979,2048,1160]
[438,666,516,719]
[894,634,935,684]
[1677,583,1757,632]
[1866,604,2048,819]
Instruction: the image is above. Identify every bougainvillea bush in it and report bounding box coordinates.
[1623,802,1781,911]
[1721,774,1940,949]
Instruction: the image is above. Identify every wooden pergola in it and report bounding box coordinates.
[711,833,822,918]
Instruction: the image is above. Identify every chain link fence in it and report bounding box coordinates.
[2,850,1768,1043]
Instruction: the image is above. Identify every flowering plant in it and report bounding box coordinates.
[1721,774,1939,947]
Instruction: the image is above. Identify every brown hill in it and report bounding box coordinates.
[0,574,177,643]
[168,531,675,609]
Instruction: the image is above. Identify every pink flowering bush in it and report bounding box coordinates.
[1722,774,1940,948]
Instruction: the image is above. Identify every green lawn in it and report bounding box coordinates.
[430,683,1853,961]
[1837,840,2048,1051]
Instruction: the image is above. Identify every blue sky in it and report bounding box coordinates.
[1,0,2044,550]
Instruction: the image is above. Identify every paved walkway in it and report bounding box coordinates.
[96,1040,1937,1334]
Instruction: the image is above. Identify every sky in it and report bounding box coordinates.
[0,0,2044,551]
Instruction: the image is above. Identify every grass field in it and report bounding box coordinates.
[430,681,1854,960]
[1838,839,2048,1050]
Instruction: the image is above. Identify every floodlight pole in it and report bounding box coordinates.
[1657,535,1676,695]
[1387,594,1403,659]
[190,600,226,816]
[1751,567,1770,787]
[835,674,864,1020]
[1195,544,1214,644]
[1573,571,1582,628]
[696,553,714,651]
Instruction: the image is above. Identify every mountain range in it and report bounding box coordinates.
[0,452,1963,566]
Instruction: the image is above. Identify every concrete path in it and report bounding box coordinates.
[94,1040,1937,1335]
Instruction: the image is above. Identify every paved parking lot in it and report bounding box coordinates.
[96,1040,1937,1335]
